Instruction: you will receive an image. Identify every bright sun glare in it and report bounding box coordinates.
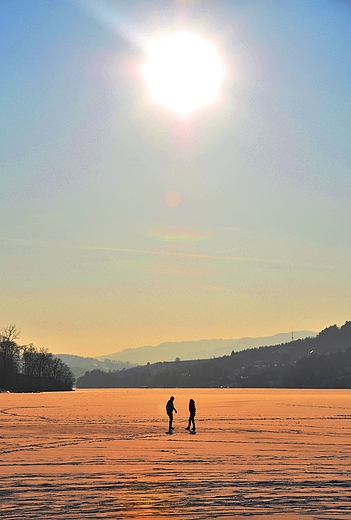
[142,31,225,116]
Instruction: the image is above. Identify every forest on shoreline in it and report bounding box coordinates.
[0,325,75,392]
[77,322,351,389]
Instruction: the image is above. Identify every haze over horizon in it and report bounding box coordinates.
[1,1,350,357]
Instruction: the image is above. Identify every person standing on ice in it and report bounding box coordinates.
[185,398,196,432]
[166,396,177,431]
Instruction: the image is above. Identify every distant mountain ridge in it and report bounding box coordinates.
[76,322,351,389]
[55,355,136,379]
[96,331,315,365]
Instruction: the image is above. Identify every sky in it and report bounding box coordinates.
[1,0,351,357]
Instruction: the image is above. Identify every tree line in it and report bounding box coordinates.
[77,321,351,389]
[0,325,75,391]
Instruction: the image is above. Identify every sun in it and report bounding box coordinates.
[141,31,225,116]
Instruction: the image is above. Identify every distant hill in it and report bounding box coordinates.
[55,354,136,379]
[76,322,351,389]
[96,331,315,365]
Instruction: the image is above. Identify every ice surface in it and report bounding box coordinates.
[1,388,350,518]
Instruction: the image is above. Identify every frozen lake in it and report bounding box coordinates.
[1,388,351,518]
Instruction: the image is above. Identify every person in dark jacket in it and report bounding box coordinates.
[185,398,196,432]
[166,396,177,431]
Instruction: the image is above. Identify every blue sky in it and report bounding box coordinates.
[1,0,351,356]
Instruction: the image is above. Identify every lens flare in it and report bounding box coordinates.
[165,191,181,207]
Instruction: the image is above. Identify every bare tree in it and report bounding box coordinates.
[0,325,21,389]
[21,344,37,378]
[1,324,75,390]
[21,344,75,389]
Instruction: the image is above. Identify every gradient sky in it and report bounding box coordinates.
[1,0,351,357]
